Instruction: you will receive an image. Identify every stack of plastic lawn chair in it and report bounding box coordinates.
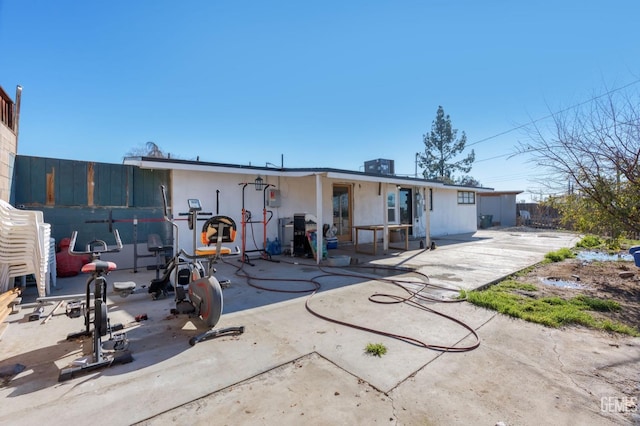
[47,236,57,291]
[0,200,52,297]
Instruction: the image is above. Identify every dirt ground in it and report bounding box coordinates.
[513,252,640,333]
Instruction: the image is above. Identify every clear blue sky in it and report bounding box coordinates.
[2,1,639,202]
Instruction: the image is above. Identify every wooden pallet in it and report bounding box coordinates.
[0,287,22,325]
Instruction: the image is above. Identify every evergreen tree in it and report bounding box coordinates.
[418,106,475,181]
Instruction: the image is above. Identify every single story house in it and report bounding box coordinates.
[123,156,498,263]
[10,154,512,278]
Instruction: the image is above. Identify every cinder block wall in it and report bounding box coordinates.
[0,122,17,203]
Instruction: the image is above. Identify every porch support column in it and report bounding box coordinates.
[424,187,431,249]
[382,182,389,252]
[315,173,323,264]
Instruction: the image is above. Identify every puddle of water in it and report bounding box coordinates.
[576,251,633,262]
[539,276,584,289]
[429,273,463,282]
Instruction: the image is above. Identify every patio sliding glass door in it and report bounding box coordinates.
[332,184,352,242]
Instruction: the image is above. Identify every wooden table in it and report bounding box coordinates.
[354,224,411,255]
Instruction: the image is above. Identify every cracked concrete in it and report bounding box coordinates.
[1,228,639,425]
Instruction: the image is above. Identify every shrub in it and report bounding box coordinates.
[576,235,602,248]
[544,248,575,262]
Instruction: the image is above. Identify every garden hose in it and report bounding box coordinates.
[223,256,480,352]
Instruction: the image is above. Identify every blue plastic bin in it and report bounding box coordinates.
[631,246,640,267]
[326,237,338,249]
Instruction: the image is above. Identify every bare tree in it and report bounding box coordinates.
[516,87,640,235]
[124,141,168,159]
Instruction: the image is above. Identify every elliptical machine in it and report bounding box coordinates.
[59,229,133,381]
[159,185,244,346]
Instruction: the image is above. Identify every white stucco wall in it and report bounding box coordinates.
[352,181,384,229]
[171,171,332,252]
[0,122,17,203]
[429,188,478,237]
[170,169,477,251]
[171,170,279,252]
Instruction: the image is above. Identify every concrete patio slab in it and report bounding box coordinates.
[1,228,638,425]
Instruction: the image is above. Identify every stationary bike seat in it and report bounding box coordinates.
[114,281,136,291]
[113,281,136,297]
[81,260,117,274]
[195,246,233,256]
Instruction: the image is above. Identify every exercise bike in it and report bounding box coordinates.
[59,229,133,381]
[148,200,235,300]
[160,185,244,346]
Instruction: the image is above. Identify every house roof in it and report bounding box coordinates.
[123,156,493,191]
[476,190,523,196]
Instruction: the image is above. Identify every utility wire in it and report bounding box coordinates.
[474,152,511,163]
[466,77,640,148]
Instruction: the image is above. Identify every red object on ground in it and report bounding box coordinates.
[55,238,89,277]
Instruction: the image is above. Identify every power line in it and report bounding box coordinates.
[474,153,511,163]
[466,77,640,148]
[414,78,640,189]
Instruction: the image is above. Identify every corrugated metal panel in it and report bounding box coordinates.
[13,157,90,206]
[56,159,87,205]
[14,156,46,204]
[94,162,128,206]
[132,167,168,207]
[13,155,171,245]
[14,156,171,208]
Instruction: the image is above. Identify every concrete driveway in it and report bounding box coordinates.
[1,228,638,425]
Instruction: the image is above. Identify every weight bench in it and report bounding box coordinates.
[147,233,172,279]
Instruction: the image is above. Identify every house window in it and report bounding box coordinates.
[387,191,396,222]
[457,191,475,204]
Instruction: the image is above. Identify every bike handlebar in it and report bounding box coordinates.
[68,229,124,256]
[161,184,170,220]
[178,212,212,216]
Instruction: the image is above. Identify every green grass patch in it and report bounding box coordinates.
[511,265,537,277]
[364,342,388,357]
[494,280,538,292]
[571,295,620,312]
[600,321,639,335]
[544,247,576,263]
[465,281,639,337]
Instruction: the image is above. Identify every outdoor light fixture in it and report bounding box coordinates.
[254,175,264,191]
